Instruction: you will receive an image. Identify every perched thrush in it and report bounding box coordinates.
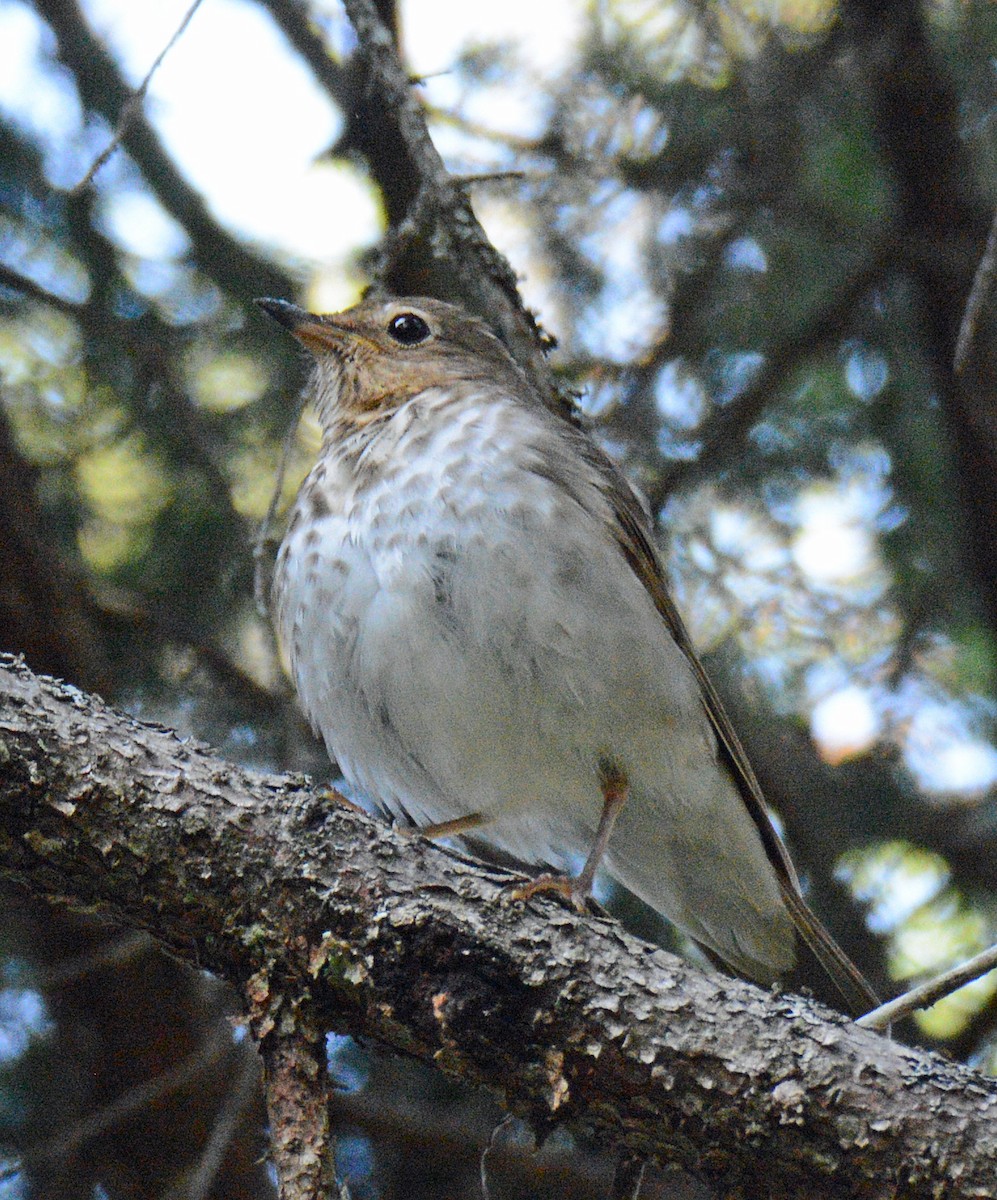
[258,294,877,1014]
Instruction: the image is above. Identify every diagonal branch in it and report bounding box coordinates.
[0,655,996,1199]
[648,244,892,506]
[857,943,997,1032]
[0,263,85,317]
[33,0,293,303]
[336,0,574,419]
[70,0,207,194]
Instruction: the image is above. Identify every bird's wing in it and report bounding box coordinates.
[573,434,879,1016]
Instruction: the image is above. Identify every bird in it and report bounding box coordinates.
[257,292,878,1016]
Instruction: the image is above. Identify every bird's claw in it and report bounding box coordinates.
[506,873,590,914]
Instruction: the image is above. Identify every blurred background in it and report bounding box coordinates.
[1,0,996,1196]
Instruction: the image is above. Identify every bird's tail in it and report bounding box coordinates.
[779,881,880,1017]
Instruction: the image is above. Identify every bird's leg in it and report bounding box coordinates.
[576,765,629,895]
[512,764,629,911]
[316,787,368,815]
[401,812,487,840]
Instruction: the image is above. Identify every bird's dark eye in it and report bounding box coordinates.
[387,313,431,345]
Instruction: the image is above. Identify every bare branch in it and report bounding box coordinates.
[650,244,891,505]
[954,206,997,374]
[22,1025,232,1168]
[34,0,293,302]
[479,1114,516,1200]
[857,943,997,1032]
[338,0,574,419]
[1,656,996,1199]
[0,263,84,316]
[164,1049,262,1200]
[70,0,207,194]
[253,395,308,621]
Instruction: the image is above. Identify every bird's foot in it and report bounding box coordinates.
[319,787,367,812]
[507,873,590,915]
[399,812,487,841]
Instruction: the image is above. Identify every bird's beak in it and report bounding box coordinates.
[255,298,359,356]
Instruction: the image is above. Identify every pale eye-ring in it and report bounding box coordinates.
[387,313,431,345]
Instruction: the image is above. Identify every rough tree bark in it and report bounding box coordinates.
[0,655,995,1200]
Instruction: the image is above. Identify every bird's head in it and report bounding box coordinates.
[256,295,529,434]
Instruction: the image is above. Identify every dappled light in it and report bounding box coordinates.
[1,0,997,1196]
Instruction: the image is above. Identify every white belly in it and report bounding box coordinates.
[273,390,792,981]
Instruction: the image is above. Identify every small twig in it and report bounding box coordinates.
[256,1001,338,1200]
[407,69,453,85]
[22,1026,231,1165]
[162,1048,261,1200]
[254,393,309,619]
[612,1155,646,1200]
[954,206,997,374]
[70,0,206,193]
[0,263,85,316]
[480,1114,517,1200]
[452,171,527,187]
[94,590,287,713]
[857,943,997,1031]
[36,930,150,988]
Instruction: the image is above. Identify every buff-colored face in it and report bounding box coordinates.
[257,295,529,428]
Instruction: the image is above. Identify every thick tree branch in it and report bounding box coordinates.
[253,996,338,1200]
[337,0,575,420]
[1,656,996,1200]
